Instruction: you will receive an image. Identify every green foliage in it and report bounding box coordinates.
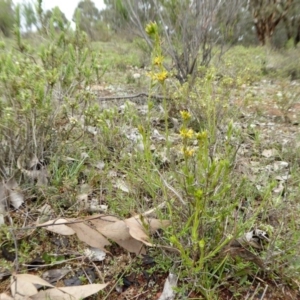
[0,6,101,178]
[220,46,265,85]
[140,29,235,297]
[140,29,300,298]
[264,47,300,80]
[22,1,37,32]
[45,6,69,32]
[164,121,238,297]
[73,0,106,41]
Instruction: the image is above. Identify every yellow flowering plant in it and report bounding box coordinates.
[180,128,194,139]
[153,55,164,66]
[145,21,158,37]
[180,110,191,121]
[156,70,168,83]
[144,22,170,152]
[143,23,247,297]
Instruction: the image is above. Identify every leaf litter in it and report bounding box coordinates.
[0,211,168,299]
[8,255,108,300]
[38,214,170,254]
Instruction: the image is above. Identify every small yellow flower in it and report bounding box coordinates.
[181,147,195,157]
[180,128,194,139]
[153,56,164,66]
[145,21,158,36]
[156,70,168,83]
[180,110,191,121]
[196,130,208,140]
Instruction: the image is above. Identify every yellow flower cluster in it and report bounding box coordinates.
[145,21,158,36]
[145,23,168,85]
[180,110,191,121]
[156,70,168,82]
[148,70,168,83]
[180,128,194,139]
[153,56,164,66]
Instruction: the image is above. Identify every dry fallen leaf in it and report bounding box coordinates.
[124,217,153,246]
[91,216,146,254]
[37,219,75,235]
[68,222,111,252]
[11,273,54,299]
[32,283,108,300]
[10,272,107,300]
[91,216,130,240]
[125,217,171,246]
[91,215,170,254]
[36,215,169,255]
[0,293,14,300]
[32,288,73,300]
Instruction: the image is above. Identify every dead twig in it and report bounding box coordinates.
[96,92,172,102]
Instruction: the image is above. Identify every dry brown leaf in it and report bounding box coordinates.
[37,219,75,235]
[91,216,169,254]
[0,293,14,300]
[90,217,146,254]
[11,274,54,299]
[124,217,152,246]
[91,217,130,240]
[32,283,108,300]
[113,237,146,254]
[13,273,54,287]
[146,218,171,233]
[68,222,111,251]
[125,217,170,246]
[11,273,108,300]
[58,283,108,298]
[31,288,75,300]
[36,215,168,255]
